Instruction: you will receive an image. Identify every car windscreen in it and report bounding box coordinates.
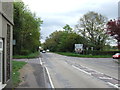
[115,53,120,55]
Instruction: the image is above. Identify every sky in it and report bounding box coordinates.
[22,0,119,44]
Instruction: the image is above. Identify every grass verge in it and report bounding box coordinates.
[56,52,112,58]
[12,61,27,87]
[13,52,40,59]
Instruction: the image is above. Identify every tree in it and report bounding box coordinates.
[13,2,43,55]
[63,24,72,33]
[43,25,88,52]
[43,31,65,52]
[75,11,109,50]
[106,19,120,49]
[57,32,87,52]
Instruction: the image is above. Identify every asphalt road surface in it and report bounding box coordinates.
[41,52,120,88]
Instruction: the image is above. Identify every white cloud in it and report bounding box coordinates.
[23,0,87,13]
[23,0,119,43]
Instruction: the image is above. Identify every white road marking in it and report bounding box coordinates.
[72,65,91,75]
[80,65,104,75]
[72,64,119,88]
[99,77,113,80]
[45,66,55,88]
[39,58,43,65]
[39,57,54,88]
[107,82,119,88]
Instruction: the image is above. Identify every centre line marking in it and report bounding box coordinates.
[72,65,91,75]
[107,82,118,88]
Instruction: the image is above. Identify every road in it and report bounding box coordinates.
[41,52,119,88]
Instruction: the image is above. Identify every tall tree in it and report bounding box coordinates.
[43,25,87,52]
[106,19,120,49]
[75,11,108,50]
[13,2,43,55]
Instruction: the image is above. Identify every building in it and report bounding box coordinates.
[0,1,13,89]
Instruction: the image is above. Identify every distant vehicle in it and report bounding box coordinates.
[42,50,46,53]
[46,49,50,52]
[112,53,120,59]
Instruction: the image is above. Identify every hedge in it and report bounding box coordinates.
[83,50,120,55]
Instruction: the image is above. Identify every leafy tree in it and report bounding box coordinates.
[13,2,43,55]
[43,31,65,51]
[63,24,72,33]
[43,25,88,52]
[57,32,87,52]
[75,11,109,50]
[106,19,120,49]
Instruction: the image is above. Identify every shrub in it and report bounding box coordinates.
[83,50,120,55]
[20,49,30,55]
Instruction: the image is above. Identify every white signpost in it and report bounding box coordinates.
[75,44,83,53]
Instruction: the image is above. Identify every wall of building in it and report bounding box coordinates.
[0,15,2,37]
[2,2,13,24]
[0,1,13,89]
[0,2,2,37]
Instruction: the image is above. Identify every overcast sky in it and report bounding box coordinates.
[23,0,119,43]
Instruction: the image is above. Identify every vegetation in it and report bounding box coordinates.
[13,2,43,55]
[56,52,111,58]
[12,61,27,87]
[83,50,119,55]
[106,19,120,49]
[43,11,111,53]
[75,11,109,51]
[13,52,40,59]
[43,24,87,52]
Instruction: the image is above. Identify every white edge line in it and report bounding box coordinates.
[72,65,91,75]
[107,82,119,88]
[39,57,54,88]
[39,58,43,65]
[45,67,55,88]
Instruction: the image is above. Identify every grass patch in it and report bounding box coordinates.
[56,52,112,58]
[13,52,40,59]
[12,61,27,87]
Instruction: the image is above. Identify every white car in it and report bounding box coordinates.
[42,50,46,53]
[46,49,50,52]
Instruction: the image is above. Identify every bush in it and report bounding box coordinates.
[83,50,120,55]
[20,50,30,55]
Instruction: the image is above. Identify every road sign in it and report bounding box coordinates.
[75,44,83,53]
